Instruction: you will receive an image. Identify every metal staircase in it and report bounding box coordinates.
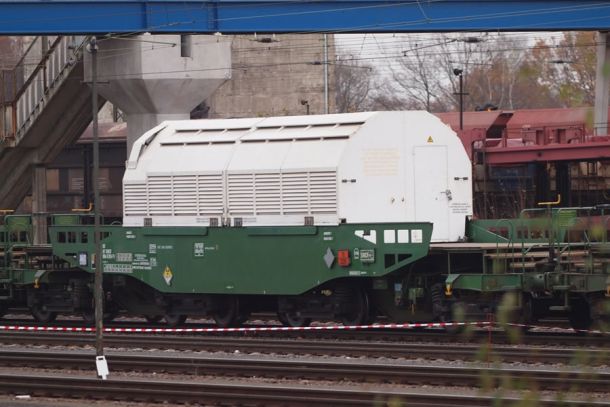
[0,36,105,209]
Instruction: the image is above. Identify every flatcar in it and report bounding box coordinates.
[0,111,608,330]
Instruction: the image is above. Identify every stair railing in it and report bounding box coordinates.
[0,36,87,145]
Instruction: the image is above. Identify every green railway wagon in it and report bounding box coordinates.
[440,207,610,330]
[48,220,433,326]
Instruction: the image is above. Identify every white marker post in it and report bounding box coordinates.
[95,356,109,380]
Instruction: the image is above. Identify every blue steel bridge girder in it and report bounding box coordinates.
[0,1,610,34]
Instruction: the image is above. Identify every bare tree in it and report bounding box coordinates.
[334,56,374,113]
[436,35,484,111]
[462,35,529,110]
[391,44,438,111]
[384,34,491,112]
[367,90,413,111]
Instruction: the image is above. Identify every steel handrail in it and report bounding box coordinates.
[1,36,87,143]
[12,37,63,101]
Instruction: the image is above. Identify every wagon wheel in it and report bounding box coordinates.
[30,305,57,323]
[277,311,311,327]
[164,313,187,327]
[338,286,371,326]
[212,296,241,328]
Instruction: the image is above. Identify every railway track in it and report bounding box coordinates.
[0,331,608,365]
[0,372,605,406]
[2,348,610,392]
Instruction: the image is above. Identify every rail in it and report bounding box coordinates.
[0,372,600,407]
[0,336,607,365]
[0,36,88,144]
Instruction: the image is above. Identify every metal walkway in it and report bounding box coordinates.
[0,36,104,209]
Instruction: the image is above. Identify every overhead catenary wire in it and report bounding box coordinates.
[0,28,591,70]
[3,31,597,71]
[89,39,602,81]
[91,32,605,61]
[0,33,598,92]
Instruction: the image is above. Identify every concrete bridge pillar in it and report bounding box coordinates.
[84,34,232,155]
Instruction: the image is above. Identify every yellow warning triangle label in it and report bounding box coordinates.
[163,266,173,286]
[427,136,434,143]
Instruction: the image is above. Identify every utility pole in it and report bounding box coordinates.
[323,33,329,114]
[453,68,467,131]
[594,31,610,136]
[88,36,109,380]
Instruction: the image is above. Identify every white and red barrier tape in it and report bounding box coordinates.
[1,321,608,335]
[0,321,490,334]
